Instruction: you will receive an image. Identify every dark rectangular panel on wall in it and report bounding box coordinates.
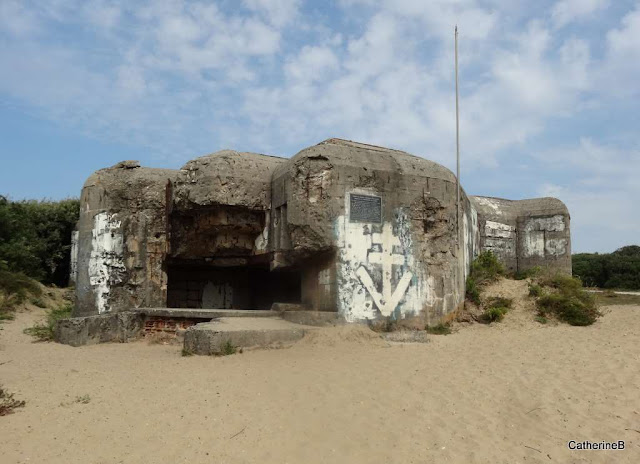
[349,193,382,223]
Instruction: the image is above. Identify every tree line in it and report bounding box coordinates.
[0,195,79,287]
[572,246,640,290]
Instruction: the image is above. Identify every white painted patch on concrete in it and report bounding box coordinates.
[523,230,545,258]
[335,191,428,322]
[355,223,414,317]
[545,238,568,256]
[485,220,515,238]
[254,211,270,253]
[524,215,565,232]
[88,212,125,314]
[473,197,504,217]
[70,230,79,284]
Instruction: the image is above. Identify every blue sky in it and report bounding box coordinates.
[0,0,638,253]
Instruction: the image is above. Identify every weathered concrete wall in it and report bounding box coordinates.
[72,139,569,322]
[270,139,479,324]
[173,150,284,210]
[73,161,177,317]
[471,196,571,275]
[168,151,284,261]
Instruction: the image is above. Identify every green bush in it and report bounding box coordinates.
[535,315,548,324]
[465,277,481,305]
[0,268,42,301]
[220,340,237,356]
[470,251,505,283]
[532,274,600,326]
[573,245,640,290]
[536,293,599,326]
[426,323,452,335]
[485,296,513,309]
[0,195,79,287]
[465,252,505,304]
[528,283,543,297]
[481,306,509,323]
[513,266,541,280]
[478,296,513,324]
[23,304,73,341]
[0,268,43,321]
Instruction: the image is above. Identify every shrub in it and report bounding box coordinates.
[528,283,543,297]
[485,296,513,309]
[514,266,542,280]
[30,297,48,308]
[479,296,512,324]
[536,293,599,326]
[0,385,26,416]
[470,251,505,284]
[0,270,43,322]
[23,304,73,341]
[531,274,600,326]
[465,277,481,305]
[481,306,509,323]
[572,245,640,290]
[465,252,505,305]
[535,315,548,324]
[426,323,452,335]
[0,196,79,287]
[540,274,583,293]
[0,269,42,302]
[220,340,237,356]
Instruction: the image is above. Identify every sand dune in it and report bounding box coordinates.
[1,291,639,463]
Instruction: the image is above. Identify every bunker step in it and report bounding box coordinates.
[280,310,341,326]
[183,317,315,355]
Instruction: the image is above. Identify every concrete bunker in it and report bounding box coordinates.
[70,139,571,329]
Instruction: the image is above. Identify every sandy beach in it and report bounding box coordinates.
[1,285,639,464]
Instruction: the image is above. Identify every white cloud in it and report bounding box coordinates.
[0,0,41,37]
[602,4,640,97]
[285,46,340,82]
[243,0,300,26]
[0,1,639,252]
[551,0,609,28]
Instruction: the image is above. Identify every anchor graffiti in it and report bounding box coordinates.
[355,223,413,317]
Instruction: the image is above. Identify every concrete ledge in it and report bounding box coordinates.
[135,308,277,319]
[56,312,144,347]
[281,311,342,327]
[270,302,309,312]
[183,317,310,355]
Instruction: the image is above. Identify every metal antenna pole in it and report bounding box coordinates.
[455,25,461,245]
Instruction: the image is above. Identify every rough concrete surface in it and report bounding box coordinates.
[71,138,571,329]
[56,312,144,347]
[183,317,313,355]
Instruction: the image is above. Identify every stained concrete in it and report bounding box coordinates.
[71,138,571,329]
[56,311,144,347]
[471,196,571,274]
[183,317,313,355]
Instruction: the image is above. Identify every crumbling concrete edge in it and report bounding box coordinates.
[279,310,343,327]
[183,325,308,355]
[55,312,145,347]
